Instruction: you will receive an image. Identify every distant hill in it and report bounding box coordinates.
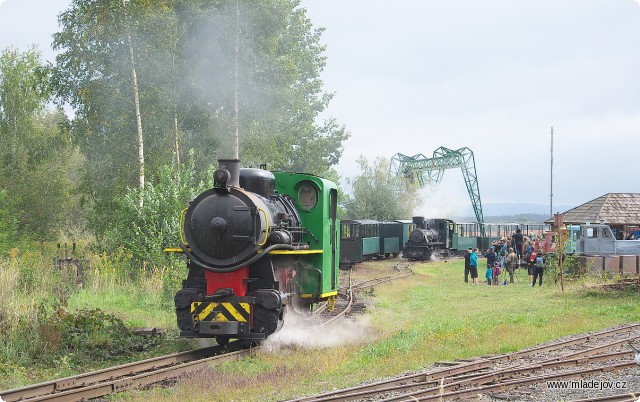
[484,203,575,216]
[452,203,576,224]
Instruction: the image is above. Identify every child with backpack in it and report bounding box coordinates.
[492,261,502,285]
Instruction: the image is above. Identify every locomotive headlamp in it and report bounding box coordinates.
[213,168,231,188]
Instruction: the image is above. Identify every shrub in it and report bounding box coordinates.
[104,155,213,274]
[58,309,162,362]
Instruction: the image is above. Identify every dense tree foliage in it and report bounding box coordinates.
[105,153,214,268]
[53,0,349,239]
[0,0,351,270]
[342,156,420,221]
[0,189,18,253]
[0,47,78,242]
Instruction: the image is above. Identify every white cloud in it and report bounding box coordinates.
[305,0,640,208]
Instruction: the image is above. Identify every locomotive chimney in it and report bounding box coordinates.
[218,159,241,188]
[413,216,425,229]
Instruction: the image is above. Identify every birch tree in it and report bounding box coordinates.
[121,0,145,206]
[53,0,350,237]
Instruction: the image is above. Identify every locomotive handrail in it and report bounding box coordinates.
[179,243,302,273]
[179,208,188,245]
[268,249,322,255]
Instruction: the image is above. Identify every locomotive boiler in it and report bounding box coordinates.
[171,159,339,344]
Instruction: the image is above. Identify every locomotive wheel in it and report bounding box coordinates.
[339,261,353,270]
[215,336,230,347]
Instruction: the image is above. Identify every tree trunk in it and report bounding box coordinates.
[233,0,240,159]
[123,0,145,207]
[174,112,180,165]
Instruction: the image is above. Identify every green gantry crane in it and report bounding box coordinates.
[390,146,485,237]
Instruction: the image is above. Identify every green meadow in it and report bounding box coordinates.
[117,258,640,401]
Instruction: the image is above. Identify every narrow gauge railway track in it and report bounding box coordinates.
[310,262,415,325]
[0,342,258,402]
[287,323,640,402]
[309,268,355,327]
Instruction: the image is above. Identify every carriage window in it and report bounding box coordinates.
[603,228,613,238]
[585,228,597,238]
[341,224,352,240]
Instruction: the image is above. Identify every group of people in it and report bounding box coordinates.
[463,231,547,287]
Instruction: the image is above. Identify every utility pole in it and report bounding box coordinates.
[550,126,554,218]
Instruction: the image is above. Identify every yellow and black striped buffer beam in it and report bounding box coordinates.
[191,302,251,322]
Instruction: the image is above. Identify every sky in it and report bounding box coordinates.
[1,0,640,216]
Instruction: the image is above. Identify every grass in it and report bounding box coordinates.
[0,249,190,389]
[2,255,639,399]
[69,280,176,329]
[115,257,640,401]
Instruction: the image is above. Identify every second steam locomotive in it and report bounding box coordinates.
[401,216,446,261]
[170,159,339,344]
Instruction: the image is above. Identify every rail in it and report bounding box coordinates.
[287,323,640,402]
[1,343,257,401]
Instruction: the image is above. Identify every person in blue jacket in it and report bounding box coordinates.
[470,248,479,285]
[485,264,493,285]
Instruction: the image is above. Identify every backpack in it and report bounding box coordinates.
[495,266,502,276]
[500,249,506,256]
[536,256,544,267]
[529,253,536,263]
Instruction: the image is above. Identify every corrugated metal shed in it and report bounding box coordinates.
[545,193,640,225]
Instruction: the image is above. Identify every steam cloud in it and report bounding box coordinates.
[264,314,373,351]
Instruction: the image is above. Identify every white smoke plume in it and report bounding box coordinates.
[263,314,373,351]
